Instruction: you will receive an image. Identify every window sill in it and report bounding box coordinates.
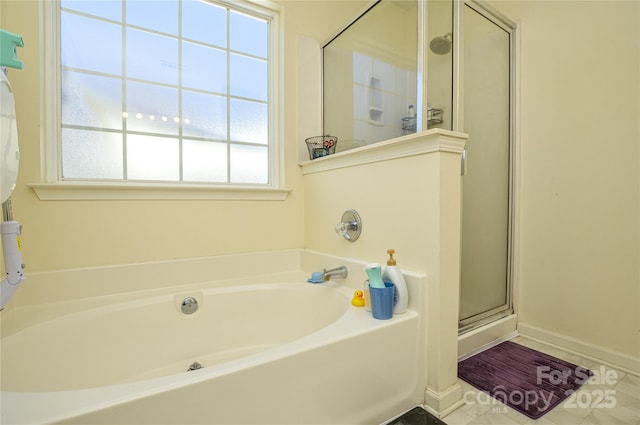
[29,182,291,201]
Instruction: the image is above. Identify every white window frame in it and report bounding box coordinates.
[32,0,289,201]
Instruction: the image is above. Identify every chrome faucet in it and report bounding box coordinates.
[321,266,348,281]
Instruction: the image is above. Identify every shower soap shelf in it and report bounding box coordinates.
[401,107,443,134]
[426,107,443,126]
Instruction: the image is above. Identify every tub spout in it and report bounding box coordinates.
[322,266,348,281]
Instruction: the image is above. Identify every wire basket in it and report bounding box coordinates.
[305,135,338,160]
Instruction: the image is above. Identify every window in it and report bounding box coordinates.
[51,0,279,188]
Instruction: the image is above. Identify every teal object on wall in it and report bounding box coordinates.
[0,29,24,69]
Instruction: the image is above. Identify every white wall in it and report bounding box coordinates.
[490,0,640,368]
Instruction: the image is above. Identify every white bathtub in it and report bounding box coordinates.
[1,262,424,424]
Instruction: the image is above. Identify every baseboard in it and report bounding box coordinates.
[518,322,640,376]
[423,382,463,418]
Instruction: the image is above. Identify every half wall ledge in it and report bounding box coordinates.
[299,129,468,175]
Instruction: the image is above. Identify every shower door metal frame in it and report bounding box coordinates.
[454,0,519,333]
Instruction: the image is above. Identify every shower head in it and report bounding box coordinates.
[429,32,452,55]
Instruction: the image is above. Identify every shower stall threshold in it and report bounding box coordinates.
[458,313,518,360]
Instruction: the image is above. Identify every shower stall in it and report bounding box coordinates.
[323,0,517,349]
[458,2,516,333]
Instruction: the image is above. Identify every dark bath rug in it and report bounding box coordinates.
[458,340,593,419]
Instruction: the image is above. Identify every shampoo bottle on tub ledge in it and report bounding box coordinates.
[365,263,386,288]
[382,249,408,314]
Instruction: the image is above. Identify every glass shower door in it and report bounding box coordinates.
[459,3,513,330]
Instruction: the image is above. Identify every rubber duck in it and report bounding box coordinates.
[351,290,365,307]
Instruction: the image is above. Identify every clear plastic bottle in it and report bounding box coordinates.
[382,249,408,314]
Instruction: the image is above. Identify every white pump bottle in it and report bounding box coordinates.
[382,249,408,314]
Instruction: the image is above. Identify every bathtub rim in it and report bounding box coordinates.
[2,249,427,336]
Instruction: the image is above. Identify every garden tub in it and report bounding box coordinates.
[1,272,422,424]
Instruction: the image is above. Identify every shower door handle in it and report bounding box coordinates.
[461,149,467,176]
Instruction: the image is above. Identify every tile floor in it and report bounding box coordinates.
[444,337,640,425]
[387,406,444,425]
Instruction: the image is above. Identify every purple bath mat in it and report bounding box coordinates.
[458,341,592,419]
